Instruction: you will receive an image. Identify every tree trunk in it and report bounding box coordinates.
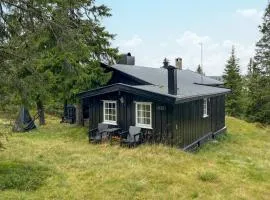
[64,99,68,117]
[76,101,83,125]
[36,96,45,125]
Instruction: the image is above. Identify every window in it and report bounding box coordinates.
[103,100,117,125]
[203,98,208,118]
[135,102,152,129]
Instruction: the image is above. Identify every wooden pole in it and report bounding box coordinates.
[76,100,83,125]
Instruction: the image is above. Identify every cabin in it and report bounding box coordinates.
[77,54,230,150]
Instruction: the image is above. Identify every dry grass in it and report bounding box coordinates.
[0,115,269,200]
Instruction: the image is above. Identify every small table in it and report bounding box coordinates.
[103,128,121,144]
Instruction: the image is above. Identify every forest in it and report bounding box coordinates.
[0,0,269,128]
[195,2,270,125]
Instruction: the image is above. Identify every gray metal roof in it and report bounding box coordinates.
[208,76,224,82]
[78,83,230,104]
[107,64,230,99]
[78,64,230,102]
[132,84,230,100]
[111,64,224,86]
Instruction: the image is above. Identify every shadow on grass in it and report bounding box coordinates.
[0,161,52,191]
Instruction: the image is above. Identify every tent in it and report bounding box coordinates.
[13,107,36,132]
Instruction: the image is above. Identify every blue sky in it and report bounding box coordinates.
[97,0,268,75]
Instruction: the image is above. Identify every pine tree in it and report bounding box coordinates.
[250,2,270,124]
[196,64,204,75]
[223,46,243,117]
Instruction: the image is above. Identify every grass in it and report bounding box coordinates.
[0,161,51,191]
[198,171,218,183]
[0,114,269,199]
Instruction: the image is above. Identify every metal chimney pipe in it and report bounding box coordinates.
[167,65,177,95]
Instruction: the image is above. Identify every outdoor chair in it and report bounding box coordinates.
[120,126,143,147]
[89,123,109,143]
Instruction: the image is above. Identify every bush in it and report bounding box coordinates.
[0,161,51,191]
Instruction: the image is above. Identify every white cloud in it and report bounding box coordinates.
[172,31,255,75]
[223,40,235,48]
[236,9,263,22]
[236,9,262,17]
[117,35,142,47]
[176,31,211,46]
[113,31,256,76]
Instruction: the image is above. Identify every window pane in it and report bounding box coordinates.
[142,104,146,110]
[142,118,146,124]
[104,101,117,122]
[137,111,142,118]
[203,98,207,116]
[136,103,151,127]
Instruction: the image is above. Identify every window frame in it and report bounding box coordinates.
[135,102,152,129]
[103,100,117,125]
[203,98,208,118]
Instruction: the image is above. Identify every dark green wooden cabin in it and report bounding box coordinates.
[78,54,230,150]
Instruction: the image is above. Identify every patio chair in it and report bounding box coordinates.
[89,123,109,143]
[120,126,143,147]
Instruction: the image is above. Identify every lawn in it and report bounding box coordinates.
[0,115,269,200]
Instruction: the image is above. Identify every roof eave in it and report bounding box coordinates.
[77,83,176,104]
[102,64,151,85]
[175,90,231,104]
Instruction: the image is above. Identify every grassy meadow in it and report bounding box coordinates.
[0,114,269,200]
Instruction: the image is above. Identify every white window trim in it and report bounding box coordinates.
[103,100,117,125]
[203,98,208,118]
[135,102,152,129]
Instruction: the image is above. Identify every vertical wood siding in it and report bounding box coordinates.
[84,93,225,148]
[172,95,225,148]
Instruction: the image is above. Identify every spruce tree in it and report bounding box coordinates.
[0,0,118,124]
[223,46,243,117]
[245,58,261,121]
[196,64,204,75]
[250,2,270,124]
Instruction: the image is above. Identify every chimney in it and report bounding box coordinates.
[163,58,177,95]
[117,52,135,65]
[175,57,182,70]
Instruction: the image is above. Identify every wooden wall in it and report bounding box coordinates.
[172,95,225,148]
[83,93,225,148]
[85,91,171,142]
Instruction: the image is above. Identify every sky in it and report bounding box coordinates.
[97,0,268,75]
